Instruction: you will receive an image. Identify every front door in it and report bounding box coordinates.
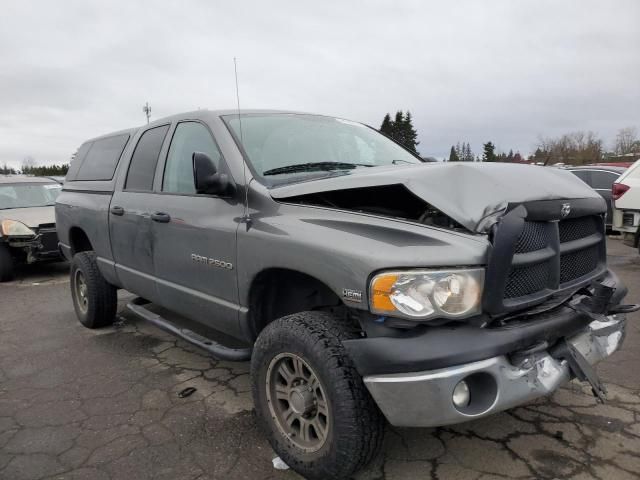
[151,121,243,338]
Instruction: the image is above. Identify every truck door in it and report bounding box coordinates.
[109,124,170,301]
[150,121,243,338]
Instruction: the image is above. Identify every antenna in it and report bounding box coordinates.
[234,57,250,224]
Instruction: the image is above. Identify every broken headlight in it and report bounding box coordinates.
[369,268,484,320]
[1,219,36,237]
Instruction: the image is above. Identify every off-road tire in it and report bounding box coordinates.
[251,311,385,480]
[70,251,117,328]
[0,244,15,282]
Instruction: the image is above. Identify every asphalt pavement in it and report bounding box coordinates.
[0,238,639,480]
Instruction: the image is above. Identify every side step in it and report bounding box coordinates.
[126,298,252,361]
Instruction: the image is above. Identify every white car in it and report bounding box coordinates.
[612,159,640,249]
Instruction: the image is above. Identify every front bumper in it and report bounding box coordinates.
[364,314,625,427]
[6,229,61,263]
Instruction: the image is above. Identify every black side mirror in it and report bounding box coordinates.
[192,152,231,195]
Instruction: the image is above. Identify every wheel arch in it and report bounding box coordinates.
[68,226,94,255]
[246,268,344,340]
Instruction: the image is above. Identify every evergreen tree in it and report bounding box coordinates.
[482,141,497,162]
[392,111,405,144]
[449,146,460,162]
[380,114,393,137]
[507,149,514,162]
[402,111,420,153]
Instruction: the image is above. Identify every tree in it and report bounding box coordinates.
[378,111,420,153]
[536,131,603,165]
[380,114,393,137]
[615,127,638,155]
[482,141,497,162]
[449,146,460,162]
[1,163,17,175]
[402,111,419,153]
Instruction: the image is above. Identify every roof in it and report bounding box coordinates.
[0,175,60,185]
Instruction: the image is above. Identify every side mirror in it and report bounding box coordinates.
[192,152,231,195]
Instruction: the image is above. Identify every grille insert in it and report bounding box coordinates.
[504,262,550,299]
[559,216,599,243]
[514,221,549,253]
[560,245,600,284]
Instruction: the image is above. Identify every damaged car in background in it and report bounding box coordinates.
[0,175,63,281]
[56,111,638,480]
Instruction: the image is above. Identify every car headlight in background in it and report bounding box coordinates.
[370,268,484,320]
[1,219,36,237]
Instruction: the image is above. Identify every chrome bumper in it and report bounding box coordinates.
[364,315,626,427]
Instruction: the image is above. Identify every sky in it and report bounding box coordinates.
[1,0,639,168]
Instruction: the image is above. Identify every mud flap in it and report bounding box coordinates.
[555,339,607,403]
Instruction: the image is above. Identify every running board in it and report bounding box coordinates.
[126,298,252,361]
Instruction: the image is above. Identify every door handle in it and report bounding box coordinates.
[110,206,124,216]
[151,212,171,223]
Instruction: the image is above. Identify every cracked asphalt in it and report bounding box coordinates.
[1,238,639,480]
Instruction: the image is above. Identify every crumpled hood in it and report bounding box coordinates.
[269,162,604,232]
[0,206,55,229]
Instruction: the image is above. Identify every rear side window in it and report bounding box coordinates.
[125,125,169,191]
[591,171,619,190]
[65,141,93,181]
[570,170,591,185]
[75,134,130,181]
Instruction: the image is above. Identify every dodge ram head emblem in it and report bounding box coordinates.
[561,203,571,218]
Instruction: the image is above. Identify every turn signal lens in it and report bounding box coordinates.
[1,219,36,237]
[370,269,484,320]
[612,183,630,201]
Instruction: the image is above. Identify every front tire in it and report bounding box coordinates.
[251,311,385,480]
[0,244,15,282]
[70,251,117,328]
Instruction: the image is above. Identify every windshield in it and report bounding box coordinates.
[224,114,422,185]
[0,183,62,209]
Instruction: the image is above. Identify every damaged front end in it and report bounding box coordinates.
[2,222,61,264]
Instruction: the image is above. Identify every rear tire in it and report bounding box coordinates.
[70,251,117,328]
[251,311,385,480]
[0,244,15,282]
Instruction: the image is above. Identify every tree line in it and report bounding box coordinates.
[1,161,69,176]
[378,112,640,165]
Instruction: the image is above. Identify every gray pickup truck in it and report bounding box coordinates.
[56,110,636,480]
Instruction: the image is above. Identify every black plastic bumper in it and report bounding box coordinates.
[344,270,627,377]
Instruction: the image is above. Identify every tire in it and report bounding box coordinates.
[0,244,15,282]
[251,311,385,480]
[70,251,117,328]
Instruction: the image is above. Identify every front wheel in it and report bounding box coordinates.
[0,244,15,282]
[251,311,385,480]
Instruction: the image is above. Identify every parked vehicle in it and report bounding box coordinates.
[0,175,63,281]
[56,110,636,480]
[611,159,640,249]
[566,165,626,229]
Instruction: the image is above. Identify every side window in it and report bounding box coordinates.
[125,125,169,191]
[591,171,619,190]
[162,122,222,194]
[570,170,591,186]
[76,134,130,181]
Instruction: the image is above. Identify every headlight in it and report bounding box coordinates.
[370,268,484,320]
[1,219,36,237]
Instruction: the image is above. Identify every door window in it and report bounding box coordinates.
[569,170,591,186]
[591,171,619,190]
[125,125,170,191]
[162,122,222,194]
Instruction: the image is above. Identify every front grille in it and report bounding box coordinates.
[502,214,604,303]
[560,244,599,283]
[504,262,551,299]
[559,216,599,243]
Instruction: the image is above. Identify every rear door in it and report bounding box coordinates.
[109,124,170,301]
[150,121,243,338]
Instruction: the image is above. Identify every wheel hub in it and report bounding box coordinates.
[266,353,330,453]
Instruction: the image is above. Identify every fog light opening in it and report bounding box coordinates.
[452,372,498,416]
[452,380,470,408]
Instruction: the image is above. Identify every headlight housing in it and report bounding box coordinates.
[1,219,36,237]
[370,268,484,321]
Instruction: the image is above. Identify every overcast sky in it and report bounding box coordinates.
[1,0,639,167]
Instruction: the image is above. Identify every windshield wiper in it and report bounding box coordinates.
[263,162,372,176]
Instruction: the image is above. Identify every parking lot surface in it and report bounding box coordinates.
[1,238,639,480]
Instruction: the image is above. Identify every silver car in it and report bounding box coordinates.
[0,175,63,281]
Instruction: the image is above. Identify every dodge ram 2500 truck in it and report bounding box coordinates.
[56,110,636,480]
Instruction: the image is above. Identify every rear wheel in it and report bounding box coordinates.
[0,244,15,282]
[251,311,385,480]
[70,251,117,328]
